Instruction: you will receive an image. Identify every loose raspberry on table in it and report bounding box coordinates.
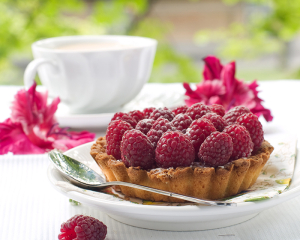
[236,113,264,152]
[209,104,225,117]
[149,107,175,121]
[171,114,192,133]
[121,129,155,169]
[111,112,137,128]
[172,105,188,115]
[201,112,228,132]
[143,107,156,119]
[155,131,195,168]
[223,106,251,125]
[223,124,254,160]
[198,132,233,167]
[106,120,133,159]
[186,103,212,120]
[128,110,144,123]
[147,117,175,147]
[186,118,216,156]
[58,215,107,240]
[135,119,155,135]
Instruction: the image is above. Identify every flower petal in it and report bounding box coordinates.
[0,119,46,154]
[10,81,60,133]
[52,131,95,152]
[203,56,223,80]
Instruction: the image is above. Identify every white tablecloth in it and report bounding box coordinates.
[1,81,300,240]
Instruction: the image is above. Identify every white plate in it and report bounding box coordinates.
[48,141,300,231]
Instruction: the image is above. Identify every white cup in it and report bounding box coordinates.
[24,35,157,114]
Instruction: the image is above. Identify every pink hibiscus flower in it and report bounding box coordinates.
[183,56,273,122]
[0,82,95,154]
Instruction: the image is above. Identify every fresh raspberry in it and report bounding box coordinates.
[135,119,155,135]
[143,107,156,119]
[121,129,155,169]
[128,110,144,123]
[201,112,228,132]
[111,112,137,127]
[198,132,233,167]
[149,107,175,121]
[209,104,225,117]
[171,114,192,133]
[147,117,175,147]
[58,215,107,240]
[172,105,188,115]
[106,120,133,159]
[186,118,216,156]
[236,113,264,152]
[223,124,254,160]
[186,103,212,120]
[155,131,195,168]
[223,106,251,125]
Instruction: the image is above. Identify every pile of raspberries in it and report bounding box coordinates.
[106,103,264,169]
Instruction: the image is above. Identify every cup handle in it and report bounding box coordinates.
[24,58,57,88]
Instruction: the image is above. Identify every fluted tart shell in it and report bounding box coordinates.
[90,136,274,202]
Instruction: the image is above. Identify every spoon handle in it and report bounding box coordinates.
[96,181,236,207]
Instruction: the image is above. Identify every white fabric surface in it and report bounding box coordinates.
[1,80,300,239]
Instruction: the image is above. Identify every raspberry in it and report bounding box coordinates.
[106,120,133,159]
[135,119,154,135]
[111,112,137,127]
[223,106,251,125]
[149,107,175,121]
[121,129,155,169]
[155,131,195,168]
[171,114,192,134]
[209,104,225,117]
[186,103,212,120]
[236,113,264,152]
[143,107,156,119]
[201,112,228,132]
[147,117,175,147]
[223,124,254,160]
[128,110,144,123]
[58,215,107,240]
[198,132,233,167]
[172,105,188,115]
[186,118,216,156]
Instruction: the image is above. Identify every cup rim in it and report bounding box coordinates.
[32,35,157,53]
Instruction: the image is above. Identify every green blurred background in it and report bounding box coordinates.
[1,0,300,85]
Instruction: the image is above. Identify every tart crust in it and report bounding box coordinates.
[90,137,274,202]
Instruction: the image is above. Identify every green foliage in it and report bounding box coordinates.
[196,0,300,64]
[0,0,200,85]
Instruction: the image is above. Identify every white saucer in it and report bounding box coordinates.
[47,141,300,231]
[55,83,186,128]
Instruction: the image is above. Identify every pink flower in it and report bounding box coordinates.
[0,82,95,154]
[184,56,273,122]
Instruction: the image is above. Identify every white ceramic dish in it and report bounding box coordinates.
[47,141,300,231]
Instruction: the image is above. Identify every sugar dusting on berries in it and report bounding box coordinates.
[58,215,107,240]
[149,107,175,121]
[171,113,192,133]
[201,112,227,132]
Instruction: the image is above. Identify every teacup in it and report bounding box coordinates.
[24,35,157,114]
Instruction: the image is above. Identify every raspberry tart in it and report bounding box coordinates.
[90,104,274,202]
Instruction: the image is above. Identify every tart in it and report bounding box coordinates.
[90,104,274,202]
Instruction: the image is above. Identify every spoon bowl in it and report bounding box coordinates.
[48,150,236,207]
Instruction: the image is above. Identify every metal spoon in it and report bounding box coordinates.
[48,150,236,207]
